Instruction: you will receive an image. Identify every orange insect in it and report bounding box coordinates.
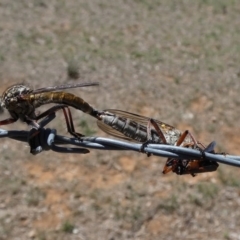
[162,141,218,176]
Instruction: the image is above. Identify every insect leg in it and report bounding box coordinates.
[61,106,85,138]
[34,104,84,138]
[0,118,18,125]
[140,118,168,154]
[162,130,199,175]
[175,130,197,147]
[148,119,167,144]
[163,132,218,176]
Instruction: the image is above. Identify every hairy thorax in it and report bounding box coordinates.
[0,84,35,121]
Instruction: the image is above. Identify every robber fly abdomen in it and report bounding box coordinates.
[25,92,98,117]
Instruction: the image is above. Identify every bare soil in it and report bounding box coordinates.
[0,0,240,239]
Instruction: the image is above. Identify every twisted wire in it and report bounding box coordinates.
[0,124,239,168]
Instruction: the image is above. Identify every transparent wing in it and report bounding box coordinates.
[33,82,99,94]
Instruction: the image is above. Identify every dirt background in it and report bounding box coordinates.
[0,0,240,239]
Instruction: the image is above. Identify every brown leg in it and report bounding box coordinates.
[175,130,197,147]
[140,118,167,154]
[0,118,17,125]
[162,130,201,175]
[60,106,84,138]
[147,119,167,144]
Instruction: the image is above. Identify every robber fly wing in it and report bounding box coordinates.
[33,82,99,94]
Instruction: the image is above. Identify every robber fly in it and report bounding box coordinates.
[97,109,219,176]
[0,82,101,137]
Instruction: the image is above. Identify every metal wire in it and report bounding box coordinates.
[0,113,239,168]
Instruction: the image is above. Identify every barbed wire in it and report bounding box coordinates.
[0,113,239,169]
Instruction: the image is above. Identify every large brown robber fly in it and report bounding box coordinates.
[97,109,219,176]
[0,82,101,138]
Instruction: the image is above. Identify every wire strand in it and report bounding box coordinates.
[0,126,239,168]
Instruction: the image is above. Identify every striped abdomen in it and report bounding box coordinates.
[99,113,164,143]
[29,92,98,118]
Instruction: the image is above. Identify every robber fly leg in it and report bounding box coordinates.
[35,104,84,139]
[140,118,167,156]
[20,116,42,139]
[0,118,18,126]
[61,106,84,139]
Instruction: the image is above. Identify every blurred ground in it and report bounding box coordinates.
[0,0,240,239]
